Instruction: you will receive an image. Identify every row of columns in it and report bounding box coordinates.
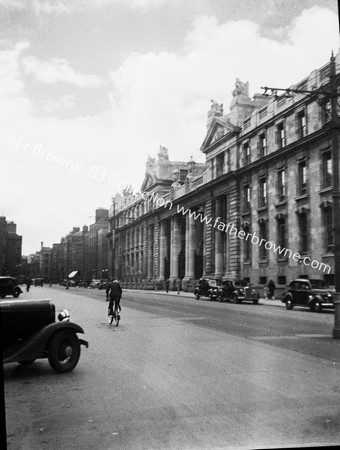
[147,197,228,282]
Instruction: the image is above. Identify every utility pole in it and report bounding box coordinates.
[329,53,340,338]
[262,53,340,338]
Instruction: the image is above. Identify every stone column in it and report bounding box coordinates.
[185,214,195,279]
[159,220,167,281]
[147,225,153,279]
[214,198,224,278]
[170,216,180,281]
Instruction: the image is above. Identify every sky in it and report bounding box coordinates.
[0,0,339,256]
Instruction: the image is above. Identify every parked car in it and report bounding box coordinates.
[34,278,44,287]
[78,280,89,288]
[98,280,109,290]
[0,299,88,373]
[217,279,260,304]
[281,278,335,312]
[89,279,101,289]
[194,278,221,300]
[0,276,23,299]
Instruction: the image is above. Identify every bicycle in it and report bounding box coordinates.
[108,303,121,327]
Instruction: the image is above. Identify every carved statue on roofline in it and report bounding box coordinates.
[157,145,169,160]
[208,99,223,117]
[232,78,249,97]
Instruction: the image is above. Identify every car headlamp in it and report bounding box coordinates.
[58,309,70,322]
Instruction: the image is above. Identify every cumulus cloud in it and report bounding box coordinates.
[22,56,104,88]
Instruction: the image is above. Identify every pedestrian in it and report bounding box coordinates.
[267,279,276,299]
[176,278,181,295]
[154,280,158,291]
[165,279,170,293]
[25,278,31,292]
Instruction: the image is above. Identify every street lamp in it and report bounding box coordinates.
[262,53,340,338]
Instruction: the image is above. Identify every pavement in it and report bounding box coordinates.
[124,288,282,307]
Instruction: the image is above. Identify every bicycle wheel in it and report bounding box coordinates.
[115,313,120,327]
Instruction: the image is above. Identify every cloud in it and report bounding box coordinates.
[0,0,173,15]
[40,94,75,113]
[0,6,339,253]
[22,56,104,88]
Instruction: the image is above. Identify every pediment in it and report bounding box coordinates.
[140,172,158,192]
[200,117,240,153]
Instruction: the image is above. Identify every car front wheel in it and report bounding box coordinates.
[286,298,293,310]
[311,301,322,312]
[194,291,200,300]
[13,288,21,298]
[48,331,81,373]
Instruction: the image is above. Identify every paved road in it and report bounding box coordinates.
[3,286,340,449]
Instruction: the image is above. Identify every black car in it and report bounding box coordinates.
[281,278,335,312]
[34,278,44,287]
[0,276,23,299]
[217,279,260,304]
[98,280,109,290]
[194,278,221,300]
[0,299,88,373]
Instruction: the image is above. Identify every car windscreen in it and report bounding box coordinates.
[310,280,328,289]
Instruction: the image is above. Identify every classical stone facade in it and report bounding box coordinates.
[0,217,22,276]
[109,54,339,293]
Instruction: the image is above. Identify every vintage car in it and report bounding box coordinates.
[98,280,109,290]
[0,299,88,373]
[0,276,23,299]
[34,278,44,287]
[281,278,335,312]
[89,279,101,289]
[194,278,221,301]
[217,279,260,304]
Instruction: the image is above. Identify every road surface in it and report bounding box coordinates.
[3,286,340,449]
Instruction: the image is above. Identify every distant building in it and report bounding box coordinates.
[0,217,22,276]
[89,208,109,280]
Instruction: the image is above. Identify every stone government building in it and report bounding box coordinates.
[108,53,339,293]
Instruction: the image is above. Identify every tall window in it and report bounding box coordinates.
[298,213,308,253]
[278,169,286,202]
[277,216,286,250]
[242,223,251,262]
[259,177,267,207]
[322,151,333,188]
[320,98,332,124]
[296,110,306,139]
[259,132,267,157]
[323,206,334,251]
[276,122,286,148]
[243,143,250,165]
[259,221,267,259]
[243,184,251,212]
[298,160,307,196]
[216,153,224,178]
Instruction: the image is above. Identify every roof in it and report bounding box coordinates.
[68,271,80,279]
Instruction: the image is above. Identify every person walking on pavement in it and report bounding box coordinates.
[165,279,170,293]
[25,278,31,292]
[176,278,181,295]
[267,279,276,300]
[106,278,122,316]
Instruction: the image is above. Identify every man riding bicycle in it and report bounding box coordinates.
[106,278,122,318]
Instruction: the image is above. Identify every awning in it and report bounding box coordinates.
[68,271,80,279]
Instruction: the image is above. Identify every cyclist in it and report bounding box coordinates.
[106,278,122,318]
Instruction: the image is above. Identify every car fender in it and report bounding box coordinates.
[309,294,324,304]
[282,293,292,303]
[3,322,87,364]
